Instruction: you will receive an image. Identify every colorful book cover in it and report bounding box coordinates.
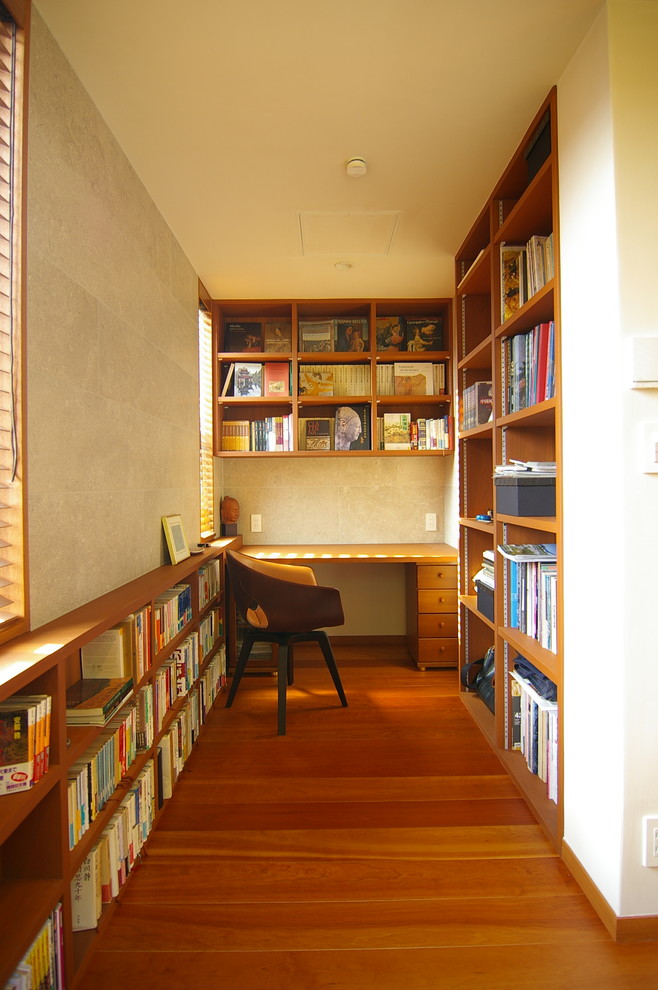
[304,418,332,451]
[336,318,368,352]
[299,320,334,352]
[223,321,263,352]
[234,363,262,397]
[383,412,412,449]
[375,316,406,352]
[298,370,334,396]
[393,362,434,396]
[262,320,292,353]
[263,362,290,396]
[500,245,526,323]
[404,317,443,352]
[334,403,370,451]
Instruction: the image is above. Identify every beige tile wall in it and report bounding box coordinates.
[26,10,201,627]
[221,455,458,636]
[222,455,458,547]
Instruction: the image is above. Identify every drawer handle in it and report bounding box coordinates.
[438,596,446,603]
[439,621,446,629]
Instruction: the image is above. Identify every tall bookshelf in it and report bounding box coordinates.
[213,298,453,456]
[455,89,563,844]
[0,542,233,988]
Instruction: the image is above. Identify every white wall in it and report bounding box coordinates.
[559,0,658,917]
[27,9,203,627]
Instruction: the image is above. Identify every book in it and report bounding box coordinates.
[336,318,368,352]
[220,363,235,397]
[393,362,434,396]
[0,700,37,794]
[233,363,262,397]
[497,543,557,562]
[71,845,102,931]
[66,677,134,726]
[299,320,334,352]
[500,244,527,322]
[81,623,131,679]
[303,418,332,451]
[383,412,412,449]
[263,362,290,396]
[223,321,263,352]
[298,369,334,396]
[334,403,370,451]
[404,317,443,351]
[461,381,492,430]
[375,316,405,351]
[262,319,292,352]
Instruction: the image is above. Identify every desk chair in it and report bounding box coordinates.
[225,549,348,734]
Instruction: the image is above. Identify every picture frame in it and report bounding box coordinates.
[162,514,190,564]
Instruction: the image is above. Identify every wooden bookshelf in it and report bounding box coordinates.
[212,298,453,455]
[0,538,237,988]
[454,89,563,846]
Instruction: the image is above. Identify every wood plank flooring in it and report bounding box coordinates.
[77,647,658,989]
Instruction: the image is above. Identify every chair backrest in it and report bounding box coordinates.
[226,549,344,633]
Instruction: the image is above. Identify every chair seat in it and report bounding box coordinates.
[225,549,348,734]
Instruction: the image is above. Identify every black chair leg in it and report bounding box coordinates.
[225,631,255,708]
[316,632,348,707]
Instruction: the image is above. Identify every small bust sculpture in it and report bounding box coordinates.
[220,495,240,535]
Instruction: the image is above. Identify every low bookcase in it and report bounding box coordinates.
[0,539,237,988]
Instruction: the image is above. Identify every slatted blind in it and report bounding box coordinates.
[198,299,215,539]
[0,7,27,641]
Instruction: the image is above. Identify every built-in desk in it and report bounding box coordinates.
[241,543,458,670]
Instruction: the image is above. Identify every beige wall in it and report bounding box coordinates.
[221,455,458,636]
[223,455,457,547]
[26,9,202,628]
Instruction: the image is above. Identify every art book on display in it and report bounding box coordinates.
[336,318,368,352]
[383,412,412,449]
[298,369,334,396]
[393,362,434,396]
[404,318,443,352]
[334,403,370,451]
[375,316,406,351]
[262,320,292,352]
[303,418,332,451]
[233,363,262,397]
[223,321,263,352]
[263,362,290,396]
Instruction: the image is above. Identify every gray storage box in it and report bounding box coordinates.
[494,474,555,516]
[475,582,494,622]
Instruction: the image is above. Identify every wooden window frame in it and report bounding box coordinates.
[198,281,215,540]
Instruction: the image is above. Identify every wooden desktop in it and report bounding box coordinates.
[240,543,458,670]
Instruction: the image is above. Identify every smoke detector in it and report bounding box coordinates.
[346,157,367,177]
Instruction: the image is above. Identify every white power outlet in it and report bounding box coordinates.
[425,513,437,532]
[642,816,658,866]
[250,514,262,533]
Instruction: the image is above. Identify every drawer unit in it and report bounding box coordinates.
[406,559,459,670]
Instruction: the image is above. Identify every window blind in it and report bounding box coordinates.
[0,7,27,641]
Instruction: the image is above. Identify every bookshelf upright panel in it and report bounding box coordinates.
[455,89,563,845]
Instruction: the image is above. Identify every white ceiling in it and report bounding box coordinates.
[35,0,605,300]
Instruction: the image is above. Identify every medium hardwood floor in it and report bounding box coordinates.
[78,647,658,989]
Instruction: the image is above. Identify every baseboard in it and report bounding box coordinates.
[562,840,658,942]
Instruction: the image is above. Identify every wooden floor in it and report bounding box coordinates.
[78,647,658,989]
